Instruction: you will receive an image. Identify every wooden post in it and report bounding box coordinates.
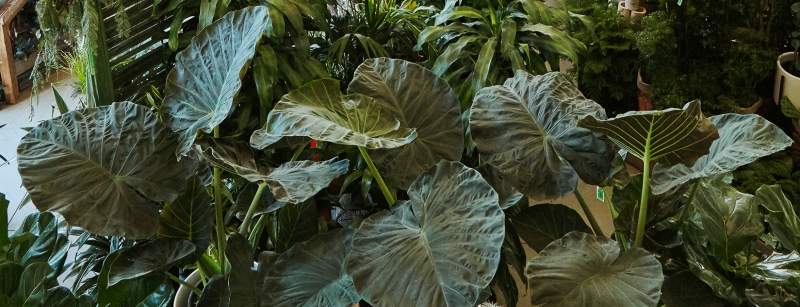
[0,16,19,104]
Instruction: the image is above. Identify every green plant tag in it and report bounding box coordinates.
[596,186,605,202]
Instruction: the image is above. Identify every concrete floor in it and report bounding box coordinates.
[1,71,83,235]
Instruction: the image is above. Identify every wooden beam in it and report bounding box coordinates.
[0,0,27,22]
[0,16,19,104]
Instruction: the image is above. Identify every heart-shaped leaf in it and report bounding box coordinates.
[694,179,764,262]
[197,275,230,307]
[651,114,792,194]
[579,100,719,169]
[263,228,360,307]
[251,79,417,150]
[162,6,269,156]
[470,71,614,200]
[17,102,192,239]
[661,271,726,307]
[158,174,212,252]
[197,138,348,203]
[347,58,464,189]
[475,164,523,210]
[756,185,800,251]
[274,200,319,253]
[346,161,504,307]
[525,231,664,307]
[511,203,592,252]
[108,239,195,286]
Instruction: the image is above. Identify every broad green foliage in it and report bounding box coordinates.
[525,232,664,307]
[681,220,745,304]
[746,251,800,287]
[693,179,764,262]
[757,185,800,251]
[651,114,792,194]
[226,234,258,307]
[107,239,195,286]
[475,164,523,209]
[346,161,504,307]
[197,138,349,203]
[470,71,614,199]
[196,275,230,307]
[511,204,592,252]
[251,78,417,150]
[162,7,269,157]
[263,229,360,307]
[660,271,726,307]
[158,174,212,252]
[348,58,464,189]
[273,201,320,254]
[612,174,686,238]
[17,102,192,239]
[235,184,284,220]
[580,100,720,168]
[98,249,176,307]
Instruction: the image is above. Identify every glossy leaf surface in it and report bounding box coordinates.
[511,203,592,252]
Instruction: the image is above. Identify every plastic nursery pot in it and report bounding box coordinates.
[774,52,800,107]
[173,270,203,307]
[740,97,763,114]
[637,68,653,111]
[617,1,646,20]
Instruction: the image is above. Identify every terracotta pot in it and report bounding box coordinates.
[739,97,763,114]
[774,52,800,107]
[637,68,653,111]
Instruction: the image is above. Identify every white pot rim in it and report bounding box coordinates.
[778,52,800,80]
[174,270,203,307]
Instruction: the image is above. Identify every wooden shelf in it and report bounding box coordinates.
[0,0,29,105]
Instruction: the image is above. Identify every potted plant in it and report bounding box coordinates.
[775,1,800,106]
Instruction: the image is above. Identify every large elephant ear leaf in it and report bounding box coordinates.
[162,6,269,157]
[251,78,417,150]
[470,71,614,200]
[346,161,505,307]
[347,58,464,189]
[525,231,664,307]
[511,203,592,252]
[694,179,764,262]
[158,174,212,252]
[579,100,719,169]
[651,114,792,194]
[475,164,523,209]
[756,185,800,251]
[197,138,349,203]
[17,102,191,239]
[107,239,195,286]
[263,229,360,307]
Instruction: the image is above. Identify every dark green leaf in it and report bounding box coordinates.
[197,138,348,203]
[661,271,726,307]
[263,229,360,307]
[52,88,69,115]
[15,262,56,302]
[274,200,318,253]
[525,232,663,307]
[162,7,269,156]
[652,114,792,194]
[1,193,9,250]
[235,183,284,220]
[471,71,614,199]
[694,179,763,262]
[682,220,745,304]
[0,263,23,296]
[475,164,523,210]
[511,203,592,252]
[579,100,719,168]
[196,275,230,307]
[108,239,195,286]
[612,174,685,239]
[251,79,417,150]
[226,234,257,307]
[158,174,212,252]
[781,96,800,120]
[756,185,800,251]
[745,251,800,287]
[42,287,77,307]
[17,102,192,239]
[348,58,465,189]
[346,161,504,307]
[471,37,497,98]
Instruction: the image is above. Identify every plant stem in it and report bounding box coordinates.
[575,189,605,237]
[239,181,267,236]
[291,141,311,161]
[357,146,395,205]
[634,144,652,248]
[165,272,202,297]
[248,214,268,247]
[676,180,700,223]
[213,126,227,273]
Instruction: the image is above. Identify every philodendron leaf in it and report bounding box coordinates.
[162,6,269,156]
[347,58,464,189]
[158,174,212,252]
[107,239,195,286]
[612,174,686,239]
[263,228,360,307]
[511,203,592,252]
[661,271,726,307]
[251,78,417,150]
[756,185,800,251]
[694,179,764,262]
[197,138,348,203]
[746,251,800,287]
[0,263,23,297]
[579,100,719,169]
[525,232,664,307]
[17,102,192,239]
[196,275,230,307]
[470,71,615,200]
[475,164,523,210]
[235,183,284,220]
[274,200,319,253]
[226,234,257,307]
[651,114,792,194]
[346,161,504,307]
